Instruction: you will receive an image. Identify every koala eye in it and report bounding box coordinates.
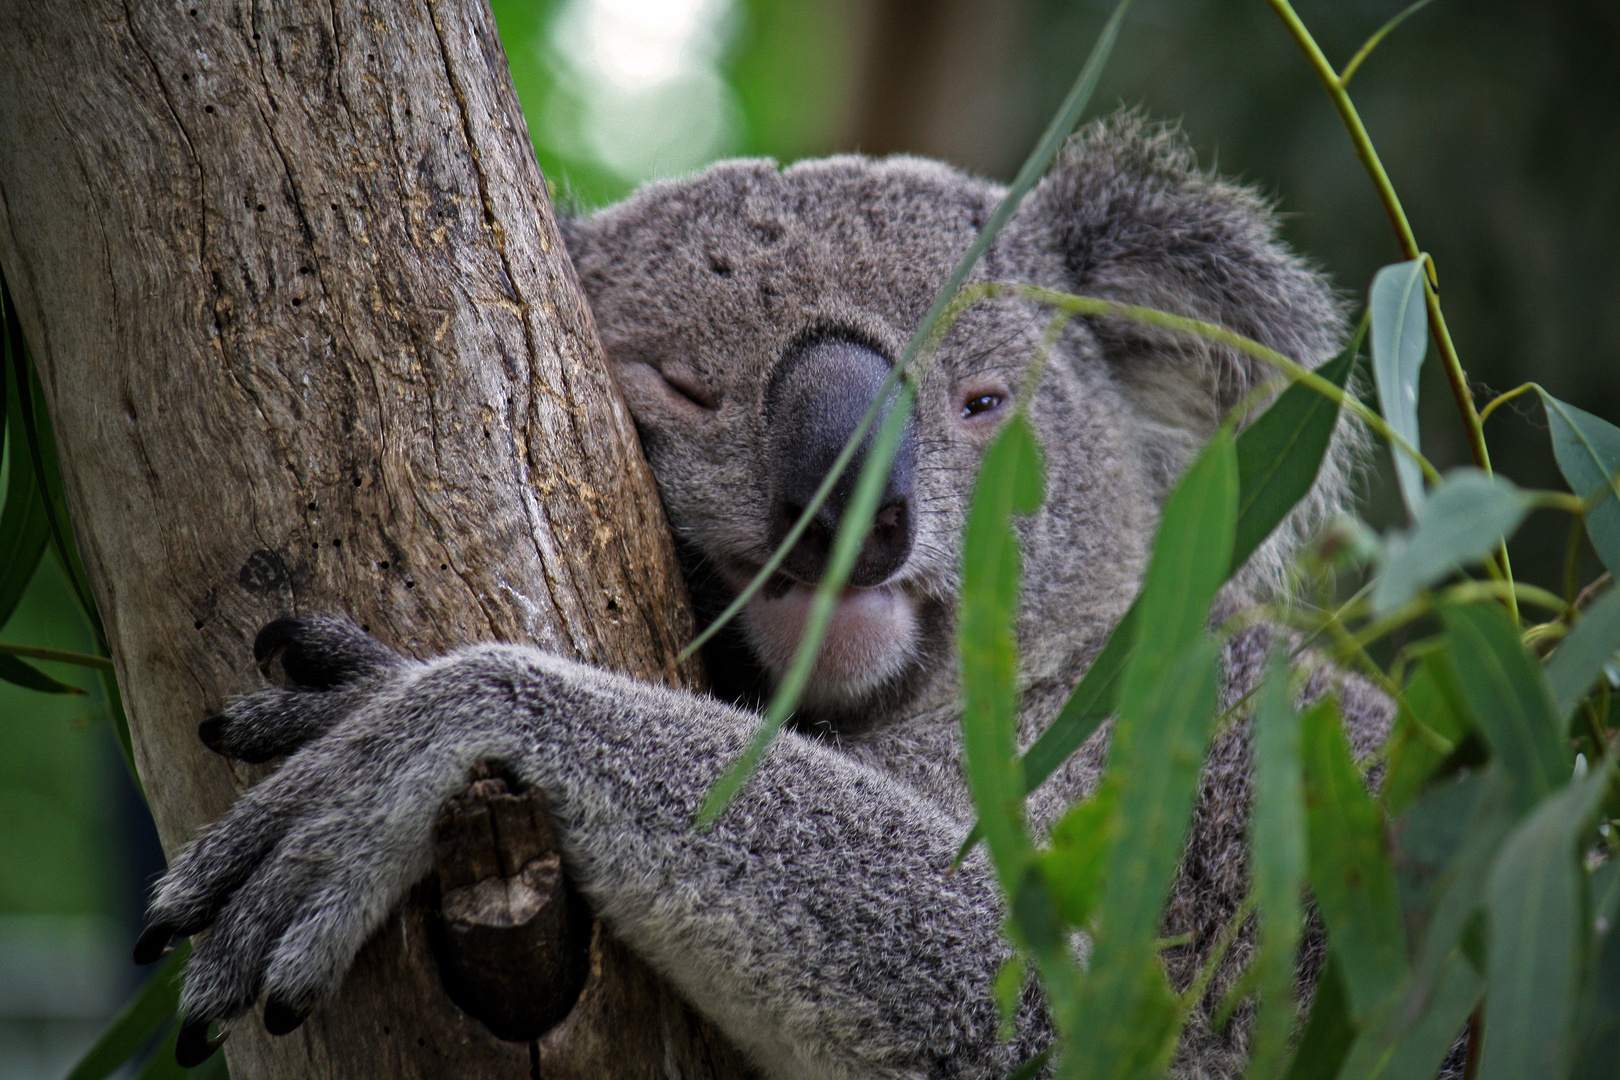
[661,371,717,411]
[960,393,1005,419]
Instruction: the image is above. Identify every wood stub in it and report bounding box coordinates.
[431,765,591,1042]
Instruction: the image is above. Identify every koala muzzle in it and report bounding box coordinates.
[766,337,915,588]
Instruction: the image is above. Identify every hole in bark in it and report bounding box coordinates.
[606,598,619,613]
[292,298,302,307]
[440,563,448,570]
[194,620,204,630]
[307,501,317,510]
[181,73,190,81]
[378,561,389,570]
[353,477,362,487]
[332,539,342,548]
[361,623,371,633]
[299,266,313,275]
[204,105,215,114]
[188,7,197,14]
[331,203,339,212]
[256,203,266,212]
[368,53,376,62]
[405,579,416,589]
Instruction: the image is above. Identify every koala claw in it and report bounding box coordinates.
[253,615,402,691]
[263,998,310,1036]
[133,921,175,965]
[197,714,228,754]
[174,1017,228,1068]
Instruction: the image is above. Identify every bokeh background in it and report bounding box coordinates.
[2,0,1615,1074]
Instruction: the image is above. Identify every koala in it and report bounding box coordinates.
[137,115,1392,1079]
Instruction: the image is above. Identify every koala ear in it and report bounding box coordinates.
[1013,112,1347,482]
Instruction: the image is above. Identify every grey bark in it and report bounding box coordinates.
[0,0,750,1076]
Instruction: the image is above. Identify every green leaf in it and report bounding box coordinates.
[1479,764,1613,1080]
[1127,431,1238,676]
[1383,643,1472,815]
[0,650,85,694]
[1402,767,1517,999]
[1233,320,1360,573]
[1303,695,1409,1021]
[1441,601,1570,811]
[1573,860,1620,1080]
[1282,954,1356,1080]
[1539,389,1620,579]
[1070,639,1221,1080]
[1244,657,1309,1080]
[0,325,50,629]
[959,413,1047,889]
[1369,259,1430,518]
[1040,782,1115,929]
[1370,469,1532,615]
[1548,585,1620,722]
[1335,948,1482,1080]
[65,945,187,1080]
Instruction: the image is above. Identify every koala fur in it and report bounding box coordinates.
[140,115,1393,1078]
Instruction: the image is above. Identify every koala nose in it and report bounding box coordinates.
[766,338,915,588]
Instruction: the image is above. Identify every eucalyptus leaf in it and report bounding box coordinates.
[1540,389,1620,578]
[1383,643,1471,815]
[1071,639,1221,1080]
[1548,585,1620,722]
[959,412,1046,889]
[1371,469,1532,615]
[1335,948,1482,1080]
[65,945,187,1080]
[1574,858,1620,1080]
[1233,323,1360,573]
[1282,954,1356,1080]
[1244,658,1309,1079]
[0,351,51,628]
[1480,764,1612,1080]
[1303,696,1409,1021]
[1370,259,1430,518]
[1040,782,1115,929]
[1442,601,1570,810]
[0,651,85,694]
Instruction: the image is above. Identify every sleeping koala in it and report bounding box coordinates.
[137,115,1389,1078]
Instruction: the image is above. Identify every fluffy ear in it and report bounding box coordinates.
[1018,112,1345,439]
[1013,112,1358,587]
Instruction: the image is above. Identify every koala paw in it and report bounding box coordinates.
[137,617,504,1063]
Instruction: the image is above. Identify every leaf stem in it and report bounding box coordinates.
[1264,0,1515,618]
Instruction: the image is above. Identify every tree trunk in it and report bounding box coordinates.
[0,1,750,1076]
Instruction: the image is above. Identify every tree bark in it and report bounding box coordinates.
[0,0,750,1076]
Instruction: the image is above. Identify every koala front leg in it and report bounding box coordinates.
[144,620,1044,1079]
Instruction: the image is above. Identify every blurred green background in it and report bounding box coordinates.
[2,0,1614,1074]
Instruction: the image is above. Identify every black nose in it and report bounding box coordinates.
[766,337,915,588]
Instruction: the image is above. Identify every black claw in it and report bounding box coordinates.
[197,714,229,754]
[263,997,310,1036]
[133,922,175,965]
[175,1017,228,1067]
[254,617,308,665]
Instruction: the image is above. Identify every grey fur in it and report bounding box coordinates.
[145,115,1397,1078]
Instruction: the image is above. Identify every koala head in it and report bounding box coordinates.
[561,114,1352,731]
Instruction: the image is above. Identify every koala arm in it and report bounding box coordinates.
[145,618,1044,1080]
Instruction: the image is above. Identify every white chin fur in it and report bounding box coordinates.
[743,584,917,708]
